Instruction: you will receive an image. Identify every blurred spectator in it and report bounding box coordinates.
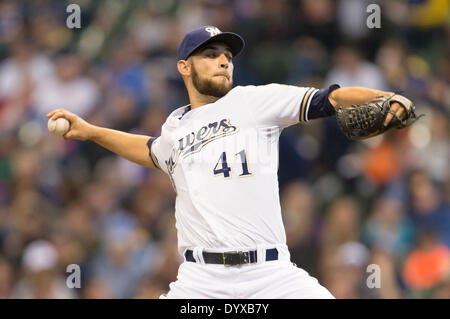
[87,220,160,299]
[324,241,374,299]
[0,38,53,132]
[370,248,403,298]
[362,138,401,186]
[406,110,449,184]
[281,180,320,277]
[325,44,388,90]
[142,215,181,296]
[99,37,151,111]
[336,0,373,40]
[296,0,338,51]
[375,38,409,92]
[409,171,450,248]
[319,196,362,281]
[12,240,75,298]
[362,195,415,258]
[320,196,362,248]
[0,39,53,103]
[32,52,99,120]
[0,1,24,46]
[287,36,329,85]
[403,229,450,298]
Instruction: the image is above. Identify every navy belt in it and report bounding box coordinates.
[185,248,278,266]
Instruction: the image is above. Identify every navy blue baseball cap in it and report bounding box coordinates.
[177,26,245,61]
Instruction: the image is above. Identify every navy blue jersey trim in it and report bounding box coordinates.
[306,84,340,121]
[147,137,161,169]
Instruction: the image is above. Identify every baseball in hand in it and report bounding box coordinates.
[48,117,70,136]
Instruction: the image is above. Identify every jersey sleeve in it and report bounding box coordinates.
[243,83,340,127]
[147,136,166,173]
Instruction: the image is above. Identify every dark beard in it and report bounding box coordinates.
[191,63,232,98]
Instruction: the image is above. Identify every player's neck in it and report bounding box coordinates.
[189,93,220,110]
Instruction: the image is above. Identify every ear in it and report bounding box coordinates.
[177,60,191,77]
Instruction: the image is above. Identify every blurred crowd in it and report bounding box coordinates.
[0,0,449,299]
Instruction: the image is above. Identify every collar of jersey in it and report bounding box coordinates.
[177,103,210,119]
[179,104,192,119]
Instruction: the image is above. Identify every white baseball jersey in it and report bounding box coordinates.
[148,83,338,256]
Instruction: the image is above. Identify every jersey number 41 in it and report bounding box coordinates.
[213,149,253,179]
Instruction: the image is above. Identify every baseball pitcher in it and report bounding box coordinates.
[47,26,419,298]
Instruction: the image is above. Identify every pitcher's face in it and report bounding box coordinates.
[188,42,234,98]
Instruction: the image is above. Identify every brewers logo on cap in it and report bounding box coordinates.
[205,27,221,37]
